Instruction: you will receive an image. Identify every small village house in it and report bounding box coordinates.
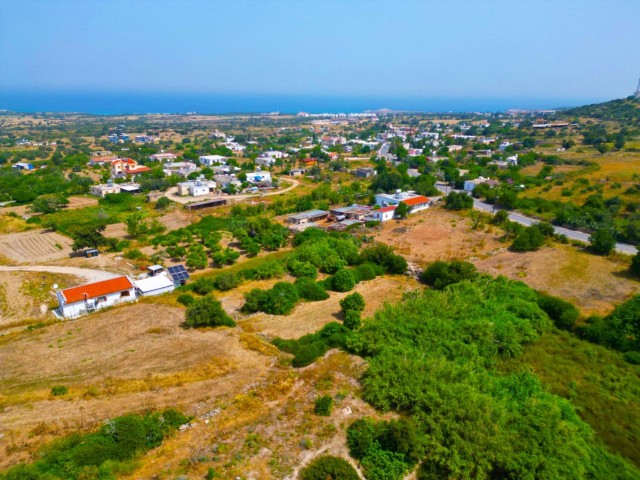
[57,276,136,318]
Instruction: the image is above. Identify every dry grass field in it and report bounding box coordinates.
[0,270,79,328]
[0,229,73,263]
[0,303,272,469]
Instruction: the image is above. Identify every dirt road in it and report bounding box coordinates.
[0,265,119,283]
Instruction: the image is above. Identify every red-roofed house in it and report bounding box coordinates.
[111,158,151,177]
[56,276,136,318]
[374,191,431,214]
[370,205,397,222]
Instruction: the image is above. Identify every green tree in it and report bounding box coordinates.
[314,395,333,416]
[445,191,473,210]
[184,296,235,328]
[511,226,545,252]
[395,201,409,218]
[589,226,617,255]
[299,456,359,480]
[70,222,109,251]
[331,269,357,292]
[125,211,148,239]
[30,193,69,213]
[340,292,365,314]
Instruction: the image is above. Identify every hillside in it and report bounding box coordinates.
[564,96,640,127]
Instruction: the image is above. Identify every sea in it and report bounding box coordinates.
[0,90,601,115]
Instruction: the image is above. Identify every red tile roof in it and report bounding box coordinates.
[377,205,397,213]
[400,195,430,207]
[60,276,134,303]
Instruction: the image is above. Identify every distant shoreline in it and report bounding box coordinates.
[0,90,602,116]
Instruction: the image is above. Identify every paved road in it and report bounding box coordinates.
[435,183,638,255]
[378,142,395,162]
[0,265,120,283]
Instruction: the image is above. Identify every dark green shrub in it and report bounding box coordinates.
[288,260,318,279]
[343,310,362,330]
[192,277,215,295]
[314,395,333,416]
[50,385,68,396]
[248,282,299,315]
[242,288,264,313]
[253,260,285,280]
[184,296,235,328]
[295,278,330,301]
[420,260,478,289]
[213,272,242,291]
[299,455,359,480]
[330,269,357,292]
[537,293,579,330]
[177,294,194,306]
[273,322,353,367]
[340,292,365,314]
[354,263,377,281]
[623,351,640,364]
[124,249,145,260]
[630,252,640,277]
[589,226,617,255]
[511,226,545,252]
[360,244,407,274]
[445,191,473,210]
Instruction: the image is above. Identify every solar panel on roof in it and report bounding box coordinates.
[167,265,190,283]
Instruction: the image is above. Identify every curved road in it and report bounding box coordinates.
[0,265,120,283]
[435,183,638,255]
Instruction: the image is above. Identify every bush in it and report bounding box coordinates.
[244,282,300,315]
[445,191,473,210]
[273,322,353,367]
[511,226,545,252]
[184,296,235,328]
[360,244,407,274]
[631,252,640,277]
[340,292,365,314]
[299,456,359,480]
[51,385,68,396]
[343,310,362,330]
[295,278,330,301]
[354,262,378,281]
[537,293,579,331]
[288,260,319,279]
[420,260,478,289]
[314,395,333,416]
[253,260,285,280]
[330,269,357,292]
[589,226,617,255]
[176,294,194,306]
[623,351,640,365]
[213,272,242,291]
[155,196,171,210]
[123,249,145,260]
[192,277,215,295]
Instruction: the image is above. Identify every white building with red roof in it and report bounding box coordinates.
[56,276,136,318]
[370,205,397,222]
[374,190,431,214]
[111,158,151,177]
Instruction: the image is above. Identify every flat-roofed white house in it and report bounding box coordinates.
[246,171,272,184]
[199,155,227,166]
[56,276,136,318]
[133,274,175,297]
[149,152,177,161]
[90,183,122,197]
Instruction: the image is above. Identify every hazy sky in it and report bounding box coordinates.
[1,0,638,101]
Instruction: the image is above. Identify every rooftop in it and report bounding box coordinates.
[59,276,134,304]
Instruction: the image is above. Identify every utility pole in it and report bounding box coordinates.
[635,77,640,98]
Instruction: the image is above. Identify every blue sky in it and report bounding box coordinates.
[1,0,638,101]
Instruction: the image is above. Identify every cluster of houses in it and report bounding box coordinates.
[286,190,433,232]
[56,265,188,319]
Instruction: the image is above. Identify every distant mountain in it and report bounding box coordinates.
[564,96,640,126]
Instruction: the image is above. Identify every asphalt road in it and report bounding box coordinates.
[435,183,638,255]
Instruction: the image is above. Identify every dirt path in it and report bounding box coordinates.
[0,265,119,283]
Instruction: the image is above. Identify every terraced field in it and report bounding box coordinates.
[0,230,73,263]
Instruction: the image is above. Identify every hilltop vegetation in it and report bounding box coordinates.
[565,96,640,126]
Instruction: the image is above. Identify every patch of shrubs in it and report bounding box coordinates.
[347,417,425,480]
[176,293,195,306]
[287,259,318,279]
[536,292,579,331]
[340,292,365,330]
[295,277,330,301]
[299,455,359,480]
[183,296,235,328]
[359,244,408,274]
[50,385,68,396]
[1,409,190,480]
[420,260,478,289]
[329,269,357,292]
[273,322,353,367]
[314,395,333,416]
[213,272,242,291]
[243,282,300,315]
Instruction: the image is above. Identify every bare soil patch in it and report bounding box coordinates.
[375,207,503,266]
[474,244,640,316]
[158,208,194,230]
[66,196,99,209]
[0,229,73,263]
[103,222,127,238]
